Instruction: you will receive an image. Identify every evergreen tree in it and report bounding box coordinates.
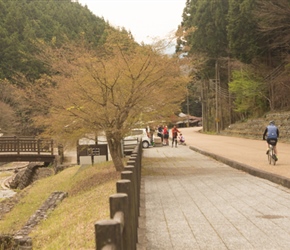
[227,0,260,63]
[178,0,229,59]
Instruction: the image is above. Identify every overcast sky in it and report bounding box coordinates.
[78,0,186,45]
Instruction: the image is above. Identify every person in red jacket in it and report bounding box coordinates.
[171,125,180,147]
[163,125,169,145]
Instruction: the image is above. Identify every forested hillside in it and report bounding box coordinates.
[0,0,106,81]
[177,0,290,132]
[0,0,108,135]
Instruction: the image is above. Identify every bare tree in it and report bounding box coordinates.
[34,30,189,171]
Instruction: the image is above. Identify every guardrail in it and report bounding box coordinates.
[95,141,142,250]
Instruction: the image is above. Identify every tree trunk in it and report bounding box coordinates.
[106,132,124,171]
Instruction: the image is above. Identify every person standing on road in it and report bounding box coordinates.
[263,120,279,160]
[157,125,163,143]
[163,125,169,145]
[171,125,180,147]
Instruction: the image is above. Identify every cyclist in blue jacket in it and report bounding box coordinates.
[263,121,279,161]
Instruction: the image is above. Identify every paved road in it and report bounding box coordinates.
[141,128,290,249]
[181,127,290,180]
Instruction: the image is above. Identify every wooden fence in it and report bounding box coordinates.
[95,142,142,250]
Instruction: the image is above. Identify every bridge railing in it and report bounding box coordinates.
[95,142,142,250]
[0,137,54,155]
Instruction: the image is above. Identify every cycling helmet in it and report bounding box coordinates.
[269,120,275,125]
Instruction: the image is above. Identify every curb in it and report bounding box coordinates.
[189,146,290,189]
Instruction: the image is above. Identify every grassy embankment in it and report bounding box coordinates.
[0,161,120,249]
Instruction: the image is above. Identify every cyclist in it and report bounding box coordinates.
[263,120,279,161]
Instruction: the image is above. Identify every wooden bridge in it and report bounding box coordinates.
[0,137,57,164]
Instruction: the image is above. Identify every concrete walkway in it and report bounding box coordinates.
[141,128,290,249]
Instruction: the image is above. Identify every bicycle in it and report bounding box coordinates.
[267,144,277,165]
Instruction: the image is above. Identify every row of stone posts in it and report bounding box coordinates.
[95,142,142,250]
